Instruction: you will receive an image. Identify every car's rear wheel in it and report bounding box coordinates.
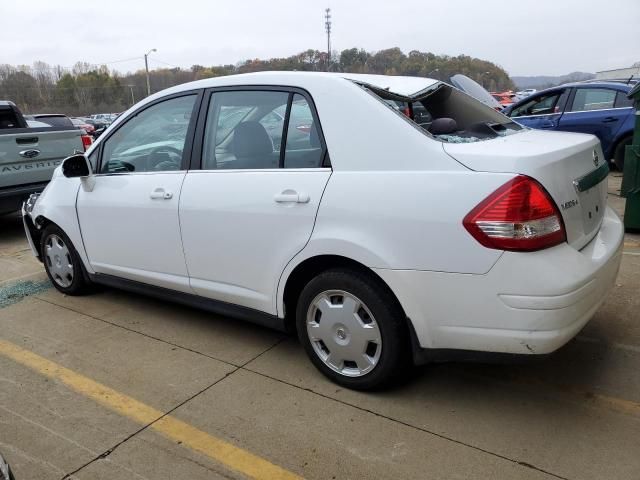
[41,224,91,295]
[296,268,408,390]
[614,135,632,172]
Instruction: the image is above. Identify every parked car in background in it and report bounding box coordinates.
[514,88,537,101]
[491,91,516,108]
[23,114,74,129]
[0,101,90,215]
[23,72,622,390]
[504,81,635,169]
[70,117,96,136]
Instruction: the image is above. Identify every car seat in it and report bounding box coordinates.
[231,121,277,169]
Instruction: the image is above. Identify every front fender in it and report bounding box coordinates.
[29,172,93,274]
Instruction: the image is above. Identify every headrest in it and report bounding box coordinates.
[232,121,273,158]
[429,117,458,135]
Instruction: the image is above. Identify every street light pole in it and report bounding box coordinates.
[144,48,157,97]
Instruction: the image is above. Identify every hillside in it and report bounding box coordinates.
[512,72,595,90]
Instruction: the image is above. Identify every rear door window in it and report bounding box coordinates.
[203,90,289,170]
[569,88,617,112]
[202,90,325,170]
[283,94,323,168]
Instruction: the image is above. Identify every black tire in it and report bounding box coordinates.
[40,224,92,295]
[613,135,632,172]
[296,268,409,390]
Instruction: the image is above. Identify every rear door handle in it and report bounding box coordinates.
[150,187,173,200]
[602,117,619,123]
[274,190,310,204]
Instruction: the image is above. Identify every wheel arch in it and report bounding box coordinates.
[280,253,428,365]
[610,130,633,164]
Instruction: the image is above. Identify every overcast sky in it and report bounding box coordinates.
[2,0,638,77]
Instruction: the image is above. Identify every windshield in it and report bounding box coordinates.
[367,82,523,144]
[36,115,73,128]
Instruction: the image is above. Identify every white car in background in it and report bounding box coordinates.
[22,72,623,390]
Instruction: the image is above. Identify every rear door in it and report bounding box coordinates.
[179,88,331,314]
[557,87,630,156]
[509,89,569,130]
[77,92,201,292]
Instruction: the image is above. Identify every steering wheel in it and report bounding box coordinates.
[145,145,183,171]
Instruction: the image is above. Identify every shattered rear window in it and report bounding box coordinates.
[364,82,523,143]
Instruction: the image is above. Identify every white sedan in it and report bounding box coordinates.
[22,72,623,390]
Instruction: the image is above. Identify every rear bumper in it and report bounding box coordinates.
[375,206,624,356]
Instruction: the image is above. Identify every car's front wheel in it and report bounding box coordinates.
[41,224,91,295]
[296,268,408,390]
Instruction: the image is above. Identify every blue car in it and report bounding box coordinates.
[504,81,635,169]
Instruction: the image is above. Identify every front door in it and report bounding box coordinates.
[179,89,331,314]
[77,93,200,292]
[509,89,569,130]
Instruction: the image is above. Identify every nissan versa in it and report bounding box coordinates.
[22,72,624,390]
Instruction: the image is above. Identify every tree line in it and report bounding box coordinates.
[0,48,515,116]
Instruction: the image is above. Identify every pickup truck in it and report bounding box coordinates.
[0,101,91,215]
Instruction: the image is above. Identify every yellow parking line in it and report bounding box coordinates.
[0,339,301,480]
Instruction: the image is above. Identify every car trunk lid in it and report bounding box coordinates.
[443,129,608,250]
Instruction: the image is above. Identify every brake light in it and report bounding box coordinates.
[81,134,93,151]
[463,175,566,251]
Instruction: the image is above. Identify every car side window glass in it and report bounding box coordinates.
[100,95,196,174]
[88,150,98,172]
[203,91,288,170]
[569,88,616,112]
[615,92,633,108]
[510,93,562,117]
[284,94,323,168]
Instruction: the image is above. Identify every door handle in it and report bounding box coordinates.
[274,190,310,204]
[602,117,619,123]
[150,187,173,200]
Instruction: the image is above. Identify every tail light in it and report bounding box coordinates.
[81,134,93,151]
[463,175,566,251]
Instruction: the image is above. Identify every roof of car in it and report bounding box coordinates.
[554,80,633,91]
[153,71,439,100]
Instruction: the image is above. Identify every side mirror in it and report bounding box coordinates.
[62,153,92,178]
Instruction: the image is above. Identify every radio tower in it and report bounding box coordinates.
[324,8,332,70]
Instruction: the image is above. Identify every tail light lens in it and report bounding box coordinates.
[81,134,93,151]
[463,175,566,251]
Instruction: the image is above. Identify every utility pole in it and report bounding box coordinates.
[144,48,157,96]
[126,85,135,105]
[324,8,332,70]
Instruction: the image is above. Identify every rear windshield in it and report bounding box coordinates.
[35,115,73,128]
[0,108,20,129]
[366,83,523,143]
